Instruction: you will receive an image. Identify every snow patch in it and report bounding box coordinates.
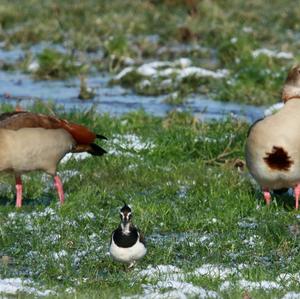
[178,67,228,79]
[126,264,219,299]
[194,264,238,280]
[53,250,68,260]
[27,60,39,72]
[282,292,300,299]
[252,48,294,59]
[137,65,157,77]
[109,134,155,156]
[220,279,282,291]
[0,278,54,296]
[114,66,134,80]
[139,265,181,277]
[60,152,92,163]
[242,235,260,247]
[238,218,258,229]
[114,58,229,83]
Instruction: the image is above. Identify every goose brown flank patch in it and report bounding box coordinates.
[263,146,294,171]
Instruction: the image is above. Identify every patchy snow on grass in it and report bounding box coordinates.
[0,278,54,296]
[178,67,228,79]
[108,134,155,156]
[238,218,258,229]
[27,60,40,72]
[220,279,282,292]
[53,250,68,260]
[137,64,157,76]
[282,292,300,299]
[126,264,219,299]
[60,152,92,163]
[114,66,134,80]
[252,48,294,59]
[114,58,228,84]
[242,235,260,247]
[155,281,220,299]
[138,79,151,88]
[148,231,214,248]
[176,57,192,68]
[136,263,288,297]
[277,272,300,287]
[194,264,238,280]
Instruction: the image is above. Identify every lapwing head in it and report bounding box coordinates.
[120,203,132,225]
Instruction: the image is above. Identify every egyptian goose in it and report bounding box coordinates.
[0,111,107,207]
[246,64,300,209]
[110,204,147,268]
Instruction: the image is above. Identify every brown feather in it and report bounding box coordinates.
[58,119,96,144]
[0,111,98,145]
[0,112,62,130]
[263,146,294,171]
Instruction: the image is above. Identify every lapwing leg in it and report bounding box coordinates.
[263,188,271,206]
[54,175,64,204]
[128,261,136,269]
[294,184,300,210]
[15,175,23,208]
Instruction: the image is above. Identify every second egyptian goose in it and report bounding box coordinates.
[246,65,300,209]
[0,111,107,207]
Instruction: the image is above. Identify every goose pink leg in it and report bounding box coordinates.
[54,175,64,204]
[294,184,300,210]
[15,176,23,208]
[263,188,271,206]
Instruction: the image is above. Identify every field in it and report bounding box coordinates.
[0,1,299,298]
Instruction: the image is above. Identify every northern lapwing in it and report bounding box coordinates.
[109,204,147,268]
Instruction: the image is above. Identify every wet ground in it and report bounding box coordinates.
[0,45,265,122]
[0,70,265,122]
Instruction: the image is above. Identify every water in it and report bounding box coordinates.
[0,46,264,122]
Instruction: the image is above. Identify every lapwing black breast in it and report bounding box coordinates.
[109,204,147,268]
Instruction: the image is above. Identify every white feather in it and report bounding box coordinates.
[109,236,147,264]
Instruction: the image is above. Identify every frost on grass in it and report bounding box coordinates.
[0,278,54,296]
[3,207,104,281]
[108,133,155,156]
[125,265,219,299]
[252,48,294,59]
[194,264,238,280]
[123,260,300,298]
[148,231,214,248]
[238,218,258,229]
[178,67,228,80]
[282,292,300,299]
[220,279,282,292]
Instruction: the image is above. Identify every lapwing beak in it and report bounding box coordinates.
[120,211,132,224]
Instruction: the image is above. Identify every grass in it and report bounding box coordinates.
[0,0,298,104]
[0,1,299,297]
[0,105,299,297]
